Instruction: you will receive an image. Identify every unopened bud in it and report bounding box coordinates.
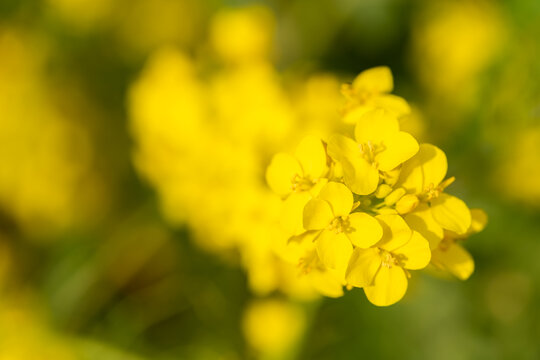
[384,188,406,206]
[375,184,393,199]
[396,194,419,214]
[377,208,398,215]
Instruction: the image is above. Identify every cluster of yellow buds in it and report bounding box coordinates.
[267,67,487,306]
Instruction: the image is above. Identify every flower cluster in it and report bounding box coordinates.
[267,67,487,306]
[129,6,344,300]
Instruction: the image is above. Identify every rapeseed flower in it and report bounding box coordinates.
[341,67,410,123]
[266,136,328,198]
[128,3,486,306]
[267,67,485,306]
[266,136,329,237]
[396,144,472,241]
[328,109,419,195]
[303,182,382,270]
[346,214,431,306]
[431,208,487,280]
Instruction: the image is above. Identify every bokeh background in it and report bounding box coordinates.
[1,0,539,359]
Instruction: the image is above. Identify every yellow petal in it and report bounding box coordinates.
[280,192,312,236]
[308,269,344,298]
[396,144,447,194]
[376,208,398,215]
[352,66,393,94]
[303,199,334,230]
[364,265,407,306]
[375,214,412,251]
[294,136,327,179]
[372,94,411,117]
[431,194,471,235]
[469,208,488,234]
[318,182,353,217]
[327,134,359,162]
[342,157,380,195]
[266,153,301,196]
[346,212,383,248]
[343,104,375,124]
[345,247,382,288]
[282,230,317,264]
[394,231,431,270]
[384,188,406,206]
[404,203,444,250]
[432,242,474,280]
[316,231,353,270]
[354,109,399,145]
[309,178,328,197]
[377,131,419,172]
[381,166,401,187]
[327,134,379,195]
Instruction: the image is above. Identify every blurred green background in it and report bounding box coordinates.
[1,0,539,359]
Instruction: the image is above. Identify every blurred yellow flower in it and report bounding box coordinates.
[410,0,506,133]
[242,300,306,357]
[411,0,505,91]
[210,5,274,64]
[497,128,540,206]
[0,296,77,360]
[46,0,113,30]
[0,29,100,235]
[128,6,346,299]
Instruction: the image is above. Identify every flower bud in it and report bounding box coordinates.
[375,184,393,199]
[396,194,419,214]
[384,188,406,206]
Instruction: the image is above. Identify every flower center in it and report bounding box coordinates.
[359,141,384,165]
[422,183,441,201]
[421,177,455,201]
[327,216,350,234]
[298,250,322,274]
[378,249,406,268]
[380,250,397,268]
[291,174,315,192]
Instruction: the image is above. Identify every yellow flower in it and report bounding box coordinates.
[0,29,101,235]
[397,144,472,243]
[242,299,306,356]
[346,214,431,306]
[410,1,505,97]
[286,231,348,298]
[262,66,485,305]
[328,109,419,195]
[303,182,383,271]
[431,208,487,280]
[497,128,540,206]
[266,136,330,237]
[266,136,328,197]
[342,66,411,123]
[210,5,274,64]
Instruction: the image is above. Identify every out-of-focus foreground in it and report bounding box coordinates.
[0,0,539,359]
